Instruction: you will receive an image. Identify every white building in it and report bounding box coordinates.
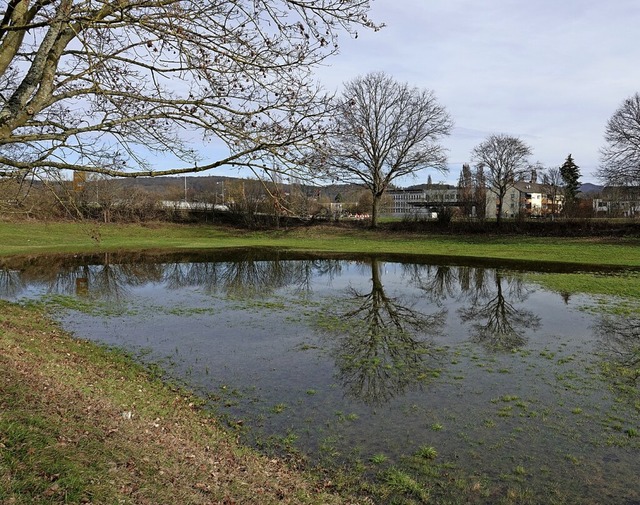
[485,181,563,219]
[385,185,459,217]
[593,187,640,217]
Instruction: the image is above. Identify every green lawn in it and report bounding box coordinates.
[1,220,639,267]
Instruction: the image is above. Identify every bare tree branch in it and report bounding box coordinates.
[471,134,532,225]
[599,92,640,186]
[0,0,380,180]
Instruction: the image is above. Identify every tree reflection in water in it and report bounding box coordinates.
[0,267,23,298]
[329,259,446,406]
[406,264,539,352]
[0,253,165,301]
[594,315,640,391]
[458,271,540,352]
[212,258,342,298]
[0,253,343,301]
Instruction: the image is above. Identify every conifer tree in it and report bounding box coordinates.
[560,154,581,213]
[457,163,474,217]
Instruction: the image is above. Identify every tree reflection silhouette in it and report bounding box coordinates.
[0,253,343,301]
[458,271,540,352]
[0,254,161,300]
[595,315,640,390]
[330,259,446,406]
[0,266,23,298]
[405,264,492,306]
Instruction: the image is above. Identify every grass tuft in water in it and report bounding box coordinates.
[369,454,388,465]
[416,446,438,460]
[383,468,430,502]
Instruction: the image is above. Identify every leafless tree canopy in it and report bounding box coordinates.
[541,165,563,216]
[320,71,452,226]
[599,92,640,186]
[0,0,378,179]
[471,134,531,223]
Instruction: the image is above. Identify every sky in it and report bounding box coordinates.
[314,0,640,185]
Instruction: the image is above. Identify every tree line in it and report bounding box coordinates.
[1,1,638,227]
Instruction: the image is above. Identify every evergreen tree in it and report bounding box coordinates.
[474,166,487,219]
[457,164,474,217]
[560,154,581,213]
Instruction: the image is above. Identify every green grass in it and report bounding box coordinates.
[369,453,388,465]
[1,221,640,267]
[383,468,430,502]
[526,271,640,298]
[416,446,438,460]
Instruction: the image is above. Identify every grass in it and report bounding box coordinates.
[525,271,640,299]
[0,301,357,505]
[383,468,430,502]
[416,446,438,460]
[1,220,640,267]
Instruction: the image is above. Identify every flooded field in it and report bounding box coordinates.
[2,250,639,503]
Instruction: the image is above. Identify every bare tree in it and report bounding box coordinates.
[0,1,378,180]
[321,72,453,227]
[471,134,532,225]
[599,92,640,186]
[541,165,563,217]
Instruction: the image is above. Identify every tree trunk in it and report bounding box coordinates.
[496,197,503,226]
[370,193,380,228]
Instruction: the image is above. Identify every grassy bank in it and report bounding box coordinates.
[0,301,363,505]
[1,220,640,267]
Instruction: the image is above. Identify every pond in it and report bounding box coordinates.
[2,250,639,504]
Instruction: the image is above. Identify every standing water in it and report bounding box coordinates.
[1,250,639,504]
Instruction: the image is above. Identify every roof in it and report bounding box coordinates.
[512,181,548,193]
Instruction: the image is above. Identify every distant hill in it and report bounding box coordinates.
[74,174,606,199]
[112,175,362,201]
[116,175,240,194]
[579,183,603,195]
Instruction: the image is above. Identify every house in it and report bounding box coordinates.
[386,174,566,220]
[485,180,563,219]
[592,187,640,217]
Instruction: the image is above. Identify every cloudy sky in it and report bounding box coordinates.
[315,0,640,185]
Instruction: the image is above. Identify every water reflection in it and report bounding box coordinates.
[458,271,540,352]
[3,252,546,399]
[595,315,640,390]
[405,264,540,351]
[0,253,345,300]
[0,253,165,300]
[405,263,461,303]
[0,267,23,298]
[329,259,446,405]
[0,253,560,357]
[2,251,638,504]
[209,258,342,298]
